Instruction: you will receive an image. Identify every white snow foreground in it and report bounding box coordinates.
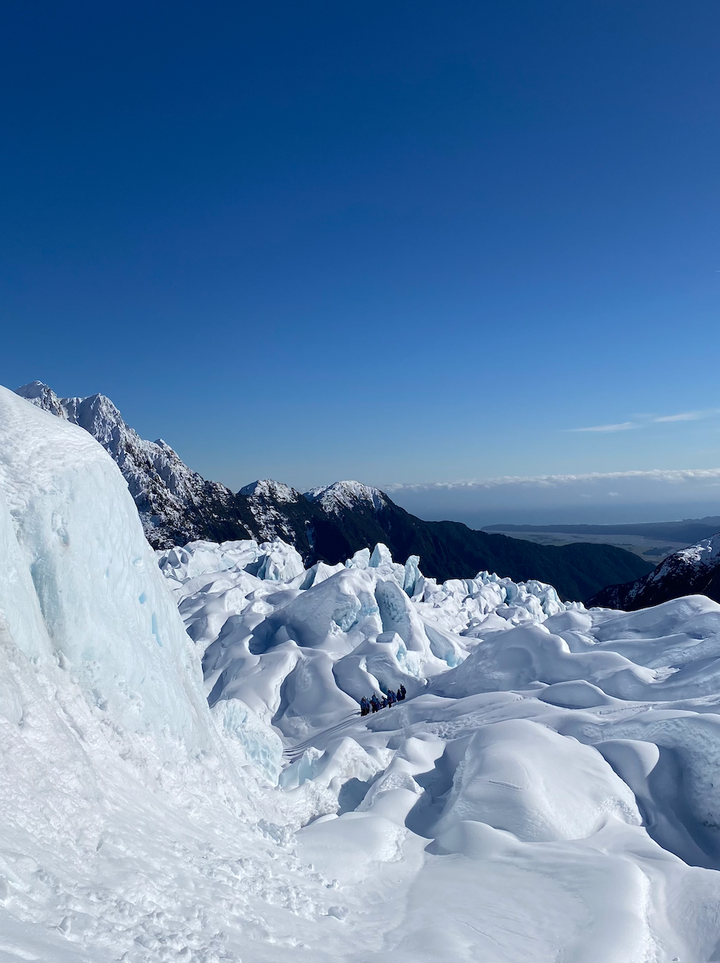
[156,541,720,961]
[3,387,720,962]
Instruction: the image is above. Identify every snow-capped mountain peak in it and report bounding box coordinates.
[16,381,222,544]
[15,380,69,418]
[675,533,720,567]
[305,479,389,515]
[239,478,302,503]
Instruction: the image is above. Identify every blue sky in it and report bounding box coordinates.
[2,1,719,523]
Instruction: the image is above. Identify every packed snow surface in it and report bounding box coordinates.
[4,385,720,961]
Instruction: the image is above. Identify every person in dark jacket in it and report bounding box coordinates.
[360,696,370,716]
[370,694,380,713]
[398,684,407,701]
[387,690,396,706]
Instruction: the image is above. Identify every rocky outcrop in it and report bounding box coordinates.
[588,534,720,610]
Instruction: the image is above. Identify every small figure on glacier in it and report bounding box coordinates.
[398,684,406,701]
[387,690,396,707]
[370,694,380,713]
[359,696,370,716]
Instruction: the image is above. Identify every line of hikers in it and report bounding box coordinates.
[359,685,407,716]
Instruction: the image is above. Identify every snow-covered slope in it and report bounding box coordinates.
[589,531,720,610]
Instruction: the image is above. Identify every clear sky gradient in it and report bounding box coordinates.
[2,1,719,523]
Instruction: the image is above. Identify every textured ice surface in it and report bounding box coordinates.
[158,533,720,961]
[165,537,570,739]
[0,386,213,754]
[5,384,720,961]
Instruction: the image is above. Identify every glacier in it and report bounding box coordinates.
[3,383,720,961]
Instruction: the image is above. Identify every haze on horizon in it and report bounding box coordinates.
[2,1,719,528]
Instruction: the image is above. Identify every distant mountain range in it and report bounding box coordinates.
[16,381,653,601]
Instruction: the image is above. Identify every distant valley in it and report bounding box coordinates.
[484,517,720,565]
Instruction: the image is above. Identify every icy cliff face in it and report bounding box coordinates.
[589,530,720,610]
[0,386,353,961]
[0,385,213,753]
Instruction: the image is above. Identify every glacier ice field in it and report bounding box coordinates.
[2,382,720,962]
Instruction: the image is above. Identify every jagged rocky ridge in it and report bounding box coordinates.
[16,382,653,601]
[588,533,720,610]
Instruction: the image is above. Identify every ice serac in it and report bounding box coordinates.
[162,536,575,739]
[588,531,720,610]
[0,385,215,756]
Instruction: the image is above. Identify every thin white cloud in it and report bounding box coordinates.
[569,421,638,433]
[566,409,720,433]
[653,409,720,423]
[385,468,720,493]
